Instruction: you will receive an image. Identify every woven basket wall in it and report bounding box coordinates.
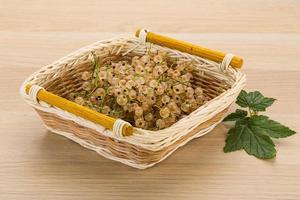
[21,37,246,169]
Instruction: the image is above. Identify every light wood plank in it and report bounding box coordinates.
[0,0,300,33]
[0,32,299,200]
[0,0,300,199]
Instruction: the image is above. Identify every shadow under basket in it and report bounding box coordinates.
[21,31,246,169]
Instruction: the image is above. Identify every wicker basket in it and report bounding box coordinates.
[20,29,246,169]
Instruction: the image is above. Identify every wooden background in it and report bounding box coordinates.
[0,0,299,199]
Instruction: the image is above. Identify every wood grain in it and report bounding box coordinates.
[1,0,300,33]
[0,0,300,199]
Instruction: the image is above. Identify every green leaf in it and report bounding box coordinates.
[236,90,276,112]
[224,118,276,159]
[248,115,296,138]
[243,132,276,159]
[223,127,244,152]
[235,90,249,108]
[224,90,296,159]
[223,109,248,122]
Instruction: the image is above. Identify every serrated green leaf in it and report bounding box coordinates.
[236,90,276,112]
[248,115,296,138]
[225,90,296,159]
[223,127,244,152]
[224,118,276,159]
[236,90,249,107]
[242,131,276,159]
[223,109,248,122]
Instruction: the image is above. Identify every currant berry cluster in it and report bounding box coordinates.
[68,51,206,130]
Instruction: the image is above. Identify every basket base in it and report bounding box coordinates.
[36,107,228,169]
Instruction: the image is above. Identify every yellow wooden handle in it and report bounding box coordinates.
[135,29,243,69]
[25,84,133,136]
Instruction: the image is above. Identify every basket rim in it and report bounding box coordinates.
[20,36,246,151]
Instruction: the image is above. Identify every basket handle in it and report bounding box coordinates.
[25,84,133,137]
[135,29,243,69]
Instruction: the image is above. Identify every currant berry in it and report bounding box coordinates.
[81,71,91,80]
[160,107,170,118]
[82,81,91,91]
[75,96,85,105]
[116,95,128,106]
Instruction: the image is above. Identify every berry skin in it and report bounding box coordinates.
[172,94,181,103]
[140,85,149,95]
[153,55,163,64]
[119,79,127,86]
[160,107,170,118]
[121,87,129,95]
[171,69,181,79]
[173,84,184,94]
[90,95,97,103]
[185,64,195,72]
[147,95,156,105]
[134,106,143,117]
[98,70,107,80]
[160,64,168,72]
[94,88,106,97]
[132,56,142,66]
[110,77,120,86]
[82,81,91,91]
[168,101,178,112]
[107,86,114,95]
[146,87,155,97]
[102,106,111,115]
[190,99,199,110]
[140,55,150,65]
[181,103,191,113]
[144,113,154,122]
[135,118,146,128]
[135,77,145,85]
[185,87,194,96]
[176,62,186,71]
[116,68,125,76]
[156,119,166,129]
[116,95,128,106]
[81,71,91,80]
[152,66,164,78]
[75,96,85,105]
[135,65,145,75]
[137,94,147,103]
[155,84,165,95]
[149,79,158,88]
[128,89,137,99]
[146,61,155,68]
[160,82,168,90]
[181,74,191,82]
[68,92,76,100]
[125,80,135,89]
[165,114,177,125]
[127,103,136,112]
[132,56,139,63]
[142,102,150,111]
[167,68,174,77]
[195,87,203,96]
[114,87,122,96]
[161,95,171,104]
[196,95,204,104]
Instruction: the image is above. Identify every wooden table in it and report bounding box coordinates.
[0,1,299,199]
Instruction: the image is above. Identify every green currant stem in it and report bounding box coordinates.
[92,53,101,89]
[86,87,97,98]
[164,76,190,87]
[248,108,258,117]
